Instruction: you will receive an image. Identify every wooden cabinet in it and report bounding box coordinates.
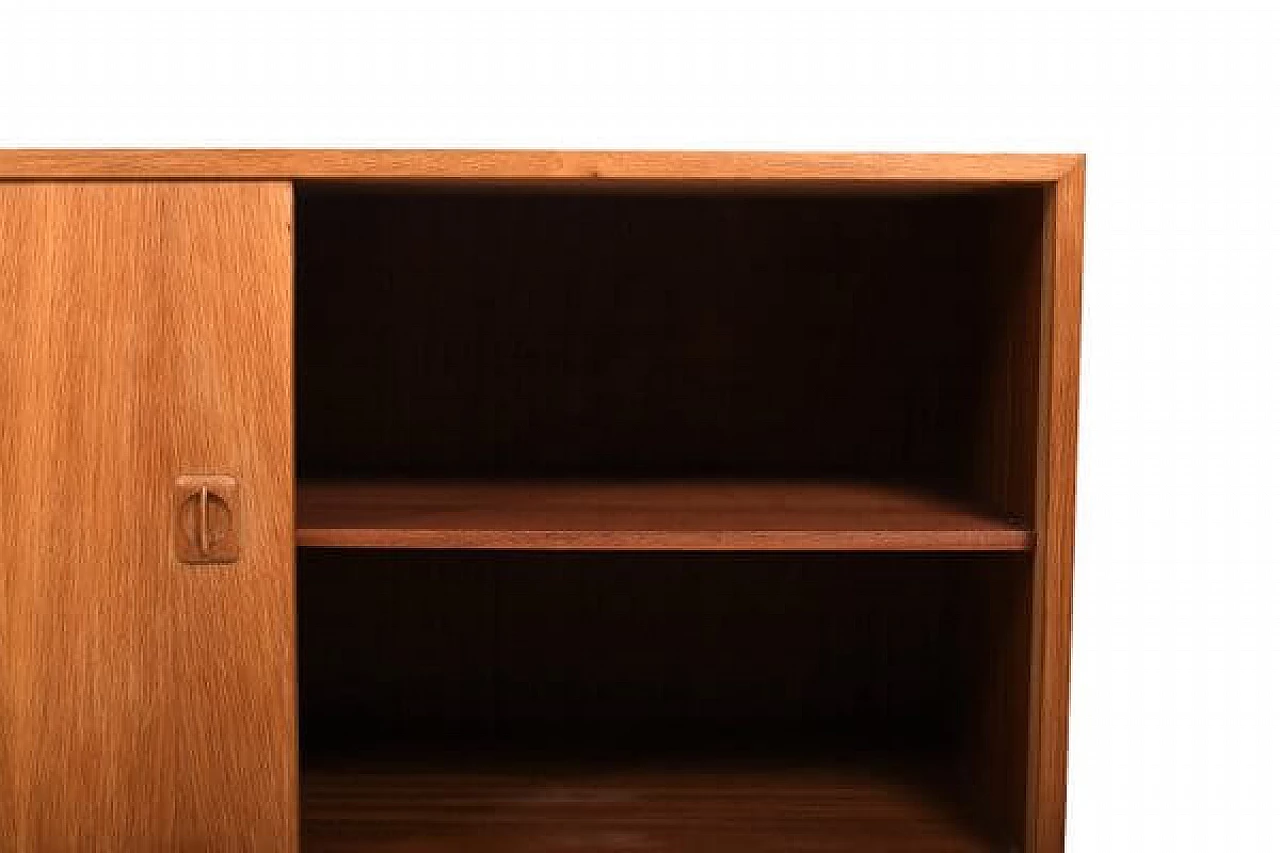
[0,152,1083,853]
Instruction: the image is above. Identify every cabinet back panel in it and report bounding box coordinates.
[299,551,1025,750]
[297,189,1042,504]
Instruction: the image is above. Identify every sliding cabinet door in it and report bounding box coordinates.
[0,183,296,851]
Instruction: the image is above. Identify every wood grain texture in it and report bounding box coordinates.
[302,760,992,853]
[296,189,1002,492]
[1026,161,1084,853]
[297,551,1027,849]
[955,557,1032,847]
[956,189,1045,843]
[298,551,1007,745]
[296,480,1031,551]
[968,188,1045,523]
[0,149,1082,183]
[0,152,1081,852]
[0,183,297,851]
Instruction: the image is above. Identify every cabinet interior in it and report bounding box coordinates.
[294,181,1047,852]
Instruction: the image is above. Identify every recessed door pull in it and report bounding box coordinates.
[175,474,239,564]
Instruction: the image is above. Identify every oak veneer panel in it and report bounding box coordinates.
[0,183,297,851]
[302,762,990,853]
[1027,160,1084,853]
[0,149,1082,183]
[296,481,1030,551]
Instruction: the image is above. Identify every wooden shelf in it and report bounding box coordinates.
[296,480,1029,551]
[303,758,992,853]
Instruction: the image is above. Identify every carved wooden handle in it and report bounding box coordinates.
[175,475,239,564]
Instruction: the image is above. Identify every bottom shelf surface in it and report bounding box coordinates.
[302,752,994,853]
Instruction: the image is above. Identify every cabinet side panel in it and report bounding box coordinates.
[0,183,296,852]
[1027,164,1084,853]
[955,188,1045,845]
[970,189,1046,523]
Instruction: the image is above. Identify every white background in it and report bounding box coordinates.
[3,2,1278,850]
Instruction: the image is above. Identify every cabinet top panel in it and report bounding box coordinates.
[0,150,1082,183]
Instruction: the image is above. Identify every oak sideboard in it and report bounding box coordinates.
[0,150,1083,853]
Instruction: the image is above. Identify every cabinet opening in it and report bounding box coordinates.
[295,183,1046,542]
[293,180,1047,850]
[299,551,1031,852]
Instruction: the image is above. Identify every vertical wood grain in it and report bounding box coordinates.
[1027,161,1084,853]
[957,188,1044,845]
[969,188,1046,524]
[0,183,297,851]
[296,189,993,490]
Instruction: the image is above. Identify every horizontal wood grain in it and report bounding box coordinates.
[303,758,991,853]
[0,149,1081,183]
[296,481,1030,551]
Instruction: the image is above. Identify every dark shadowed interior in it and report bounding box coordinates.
[294,183,1046,852]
